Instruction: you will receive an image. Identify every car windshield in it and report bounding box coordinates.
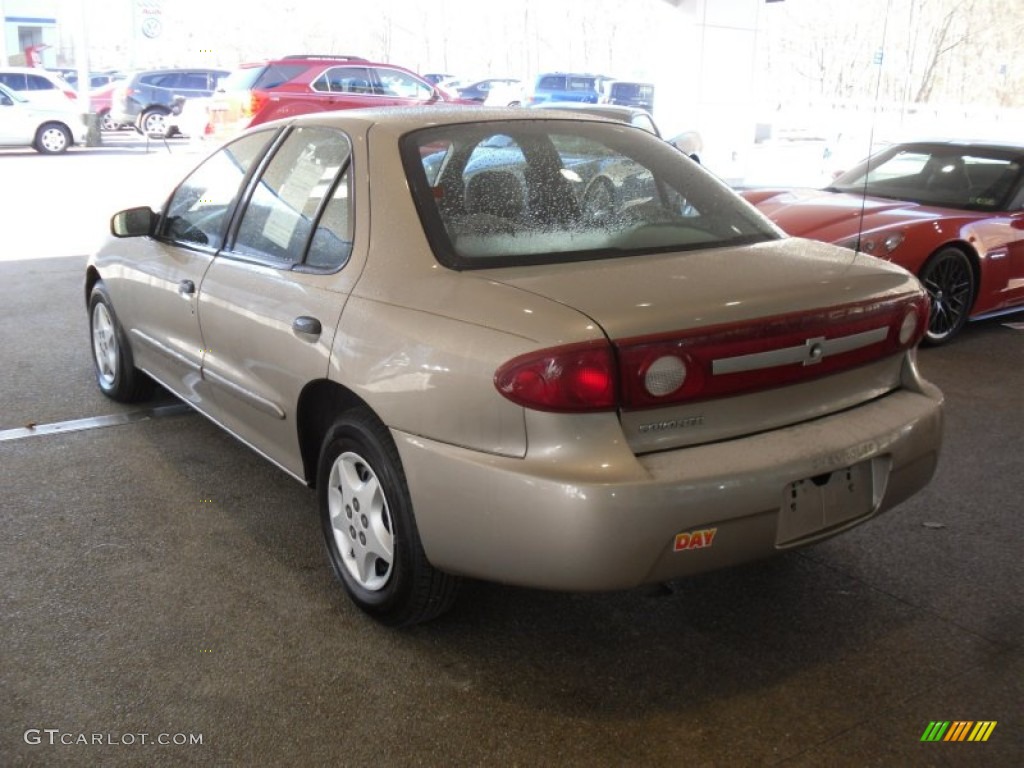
[0,83,27,103]
[830,144,1024,212]
[402,120,779,269]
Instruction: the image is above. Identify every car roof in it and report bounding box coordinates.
[889,138,1024,154]
[129,67,228,76]
[531,102,653,120]
[278,105,634,133]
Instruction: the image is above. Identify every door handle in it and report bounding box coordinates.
[292,316,322,337]
[178,279,195,296]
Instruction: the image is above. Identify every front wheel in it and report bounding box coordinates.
[88,281,153,402]
[919,247,975,345]
[318,409,460,626]
[34,122,71,154]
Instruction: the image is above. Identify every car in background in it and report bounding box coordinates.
[422,72,455,85]
[109,68,229,135]
[456,78,520,103]
[0,82,86,153]
[205,55,470,139]
[525,72,608,105]
[742,140,1024,344]
[90,81,132,131]
[483,80,526,107]
[599,80,655,111]
[0,67,77,108]
[62,70,124,89]
[86,106,941,626]
[530,102,704,163]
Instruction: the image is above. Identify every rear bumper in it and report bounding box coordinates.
[396,383,943,591]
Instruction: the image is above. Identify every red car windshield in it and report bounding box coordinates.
[830,144,1024,212]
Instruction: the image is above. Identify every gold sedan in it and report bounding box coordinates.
[86,107,943,625]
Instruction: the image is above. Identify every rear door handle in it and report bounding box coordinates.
[178,279,195,296]
[292,316,322,337]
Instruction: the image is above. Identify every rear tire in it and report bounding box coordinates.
[318,408,460,626]
[99,110,117,131]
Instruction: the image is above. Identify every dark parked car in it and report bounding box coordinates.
[110,68,229,135]
[205,54,469,139]
[600,80,655,111]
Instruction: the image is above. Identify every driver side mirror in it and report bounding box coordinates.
[111,206,157,238]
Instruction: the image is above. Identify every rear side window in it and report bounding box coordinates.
[232,126,352,265]
[251,64,307,89]
[26,75,57,91]
[567,77,596,92]
[177,72,212,90]
[141,73,175,87]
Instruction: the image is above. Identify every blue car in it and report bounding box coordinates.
[526,72,608,104]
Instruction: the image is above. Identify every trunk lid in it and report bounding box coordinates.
[485,238,925,452]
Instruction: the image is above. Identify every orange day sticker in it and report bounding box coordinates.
[674,528,717,552]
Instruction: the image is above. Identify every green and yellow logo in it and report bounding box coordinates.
[920,721,997,742]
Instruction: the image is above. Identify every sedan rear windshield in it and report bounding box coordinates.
[401,120,779,269]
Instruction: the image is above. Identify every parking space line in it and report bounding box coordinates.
[0,403,193,443]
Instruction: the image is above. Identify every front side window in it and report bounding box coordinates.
[375,69,433,100]
[160,131,275,249]
[314,67,374,94]
[402,121,778,269]
[232,126,352,265]
[833,145,1024,211]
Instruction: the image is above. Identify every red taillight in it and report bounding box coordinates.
[494,341,616,412]
[495,292,929,413]
[63,89,77,101]
[246,92,267,119]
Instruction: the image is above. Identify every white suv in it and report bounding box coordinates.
[0,83,87,153]
[0,67,78,108]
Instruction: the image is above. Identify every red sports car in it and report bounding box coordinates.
[742,140,1024,343]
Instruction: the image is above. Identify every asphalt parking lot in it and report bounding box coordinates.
[1,135,1021,767]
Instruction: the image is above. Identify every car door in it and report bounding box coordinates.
[115,130,275,404]
[0,87,32,144]
[196,125,358,477]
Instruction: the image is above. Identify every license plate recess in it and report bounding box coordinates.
[777,459,882,546]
